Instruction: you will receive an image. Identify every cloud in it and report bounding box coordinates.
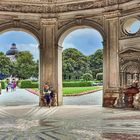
[62,28,103,55]
[62,42,76,50]
[17,43,39,60]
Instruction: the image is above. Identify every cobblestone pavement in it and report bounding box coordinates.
[0,89,39,106]
[0,89,102,106]
[63,90,103,105]
[0,105,139,140]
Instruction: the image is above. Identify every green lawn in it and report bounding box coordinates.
[63,86,102,95]
[31,86,102,95]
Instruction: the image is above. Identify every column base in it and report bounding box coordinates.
[103,88,120,108]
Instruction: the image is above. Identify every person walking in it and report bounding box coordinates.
[13,81,17,91]
[0,81,1,94]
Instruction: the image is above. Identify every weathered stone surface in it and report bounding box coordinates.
[0,0,139,107]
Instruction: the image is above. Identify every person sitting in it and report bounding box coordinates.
[43,82,51,107]
[49,87,57,106]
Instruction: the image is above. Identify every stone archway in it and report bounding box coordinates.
[57,20,105,106]
[0,21,43,104]
[0,0,139,108]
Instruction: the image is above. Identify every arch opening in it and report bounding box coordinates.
[0,29,40,106]
[58,26,104,106]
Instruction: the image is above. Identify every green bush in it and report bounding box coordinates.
[63,81,92,87]
[20,80,38,88]
[30,82,38,88]
[82,73,93,81]
[16,80,20,87]
[1,80,5,89]
[96,73,103,80]
[20,80,32,88]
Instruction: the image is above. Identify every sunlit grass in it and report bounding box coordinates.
[32,86,102,95]
[63,86,102,95]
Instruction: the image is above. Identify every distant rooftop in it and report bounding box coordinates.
[6,43,18,55]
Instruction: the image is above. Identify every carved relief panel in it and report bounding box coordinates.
[120,49,140,87]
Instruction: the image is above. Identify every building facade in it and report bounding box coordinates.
[6,43,18,61]
[0,0,139,107]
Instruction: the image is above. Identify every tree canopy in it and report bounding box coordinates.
[63,48,103,80]
[0,47,103,81]
[0,51,38,80]
[15,51,38,79]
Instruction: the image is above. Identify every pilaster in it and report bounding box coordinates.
[39,18,58,106]
[103,10,121,107]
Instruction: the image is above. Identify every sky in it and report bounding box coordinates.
[0,31,39,60]
[0,28,103,60]
[0,20,139,59]
[62,28,103,56]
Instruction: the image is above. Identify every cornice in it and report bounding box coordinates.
[0,0,138,14]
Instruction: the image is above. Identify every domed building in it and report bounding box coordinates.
[6,43,19,61]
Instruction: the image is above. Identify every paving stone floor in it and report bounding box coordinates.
[0,89,39,106]
[0,105,139,140]
[63,90,103,105]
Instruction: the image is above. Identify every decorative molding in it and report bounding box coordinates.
[41,18,57,26]
[0,0,137,14]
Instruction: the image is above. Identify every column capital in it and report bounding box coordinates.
[103,10,121,19]
[41,18,57,26]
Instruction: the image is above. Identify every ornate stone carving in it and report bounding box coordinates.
[58,20,72,29]
[41,18,57,26]
[0,0,138,14]
[119,49,140,65]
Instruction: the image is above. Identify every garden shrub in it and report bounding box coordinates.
[20,80,38,88]
[96,73,103,80]
[30,82,38,88]
[20,80,32,88]
[1,80,5,89]
[82,73,93,81]
[63,81,92,87]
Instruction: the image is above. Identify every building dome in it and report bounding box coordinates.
[6,43,18,55]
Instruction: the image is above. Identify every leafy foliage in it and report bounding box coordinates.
[63,48,103,80]
[19,80,38,88]
[0,55,12,76]
[15,51,38,79]
[82,73,93,81]
[0,51,38,80]
[1,80,5,89]
[63,81,92,87]
[63,48,90,80]
[96,73,103,80]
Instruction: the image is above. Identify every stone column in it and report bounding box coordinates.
[103,11,120,107]
[57,45,63,105]
[39,18,59,106]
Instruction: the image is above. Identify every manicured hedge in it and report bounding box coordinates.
[63,81,92,87]
[19,80,93,88]
[1,80,5,89]
[31,82,38,88]
[20,80,38,88]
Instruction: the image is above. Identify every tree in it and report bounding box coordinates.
[15,51,36,79]
[63,48,89,80]
[31,60,39,79]
[0,54,12,77]
[82,73,93,81]
[89,49,103,79]
[96,73,103,80]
